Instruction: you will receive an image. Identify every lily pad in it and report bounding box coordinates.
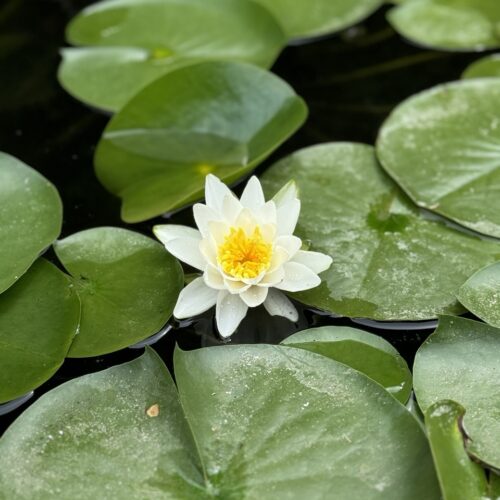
[60,0,286,111]
[261,143,500,320]
[463,54,500,79]
[424,400,489,500]
[95,61,307,222]
[458,261,500,328]
[251,0,384,40]
[0,259,80,404]
[54,227,183,357]
[0,346,440,498]
[377,79,500,238]
[387,0,500,51]
[281,325,412,403]
[414,315,500,469]
[0,152,62,294]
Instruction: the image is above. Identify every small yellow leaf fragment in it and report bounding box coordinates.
[197,164,214,176]
[146,404,160,417]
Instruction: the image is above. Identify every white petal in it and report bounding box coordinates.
[276,199,301,236]
[263,288,298,322]
[258,266,285,287]
[292,250,333,274]
[164,237,206,270]
[193,204,220,238]
[255,201,277,225]
[216,291,248,338]
[240,176,266,211]
[268,247,289,272]
[240,285,268,307]
[273,180,299,209]
[153,224,201,245]
[203,266,225,290]
[208,220,230,246]
[222,193,243,225]
[174,278,218,319]
[224,278,251,294]
[276,235,302,258]
[199,239,218,267]
[275,262,321,292]
[234,207,256,234]
[205,174,233,214]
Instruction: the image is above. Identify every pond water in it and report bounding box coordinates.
[0,0,480,434]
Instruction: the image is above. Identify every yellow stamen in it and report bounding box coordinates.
[218,226,272,279]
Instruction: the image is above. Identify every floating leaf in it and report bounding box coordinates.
[414,315,500,469]
[60,0,286,111]
[377,79,500,238]
[387,0,500,51]
[0,152,62,294]
[463,54,500,79]
[0,259,80,404]
[424,400,489,500]
[261,143,500,320]
[458,261,500,328]
[281,325,412,403]
[95,61,307,222]
[54,227,183,357]
[251,0,384,40]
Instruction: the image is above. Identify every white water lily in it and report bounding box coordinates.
[154,175,332,338]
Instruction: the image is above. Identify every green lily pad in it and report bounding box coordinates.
[95,61,307,222]
[251,0,384,40]
[458,262,500,328]
[261,143,500,320]
[54,227,183,357]
[0,259,80,404]
[0,152,62,294]
[377,79,500,238]
[281,325,412,403]
[387,0,500,51]
[0,346,440,498]
[60,0,286,111]
[424,400,489,500]
[463,54,500,79]
[414,315,500,469]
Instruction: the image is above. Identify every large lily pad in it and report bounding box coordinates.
[95,61,307,222]
[0,346,440,498]
[414,315,500,469]
[377,79,500,238]
[60,0,286,111]
[463,54,500,79]
[261,143,500,320]
[387,0,500,51]
[250,0,383,40]
[281,326,412,403]
[54,227,183,357]
[0,259,80,404]
[0,152,62,294]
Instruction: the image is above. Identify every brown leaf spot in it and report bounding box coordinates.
[146,404,160,417]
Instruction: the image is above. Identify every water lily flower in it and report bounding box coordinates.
[154,175,332,338]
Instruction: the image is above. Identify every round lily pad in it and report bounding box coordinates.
[463,54,500,79]
[95,61,307,222]
[0,259,80,404]
[54,227,183,357]
[377,79,500,238]
[261,143,500,320]
[0,152,62,294]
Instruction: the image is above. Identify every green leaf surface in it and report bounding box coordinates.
[251,0,384,40]
[95,61,307,222]
[490,473,500,497]
[387,0,500,51]
[0,152,62,294]
[414,315,500,470]
[54,227,183,357]
[377,79,500,238]
[458,261,500,328]
[281,325,412,403]
[424,400,489,500]
[0,259,80,404]
[463,54,500,79]
[261,142,500,320]
[60,0,286,111]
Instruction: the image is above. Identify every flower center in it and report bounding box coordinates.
[217,226,272,279]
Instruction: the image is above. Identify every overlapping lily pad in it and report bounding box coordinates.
[414,315,500,469]
[0,152,62,294]
[59,0,286,111]
[0,259,80,404]
[95,61,307,222]
[281,326,412,403]
[261,143,500,320]
[377,79,500,238]
[0,346,439,498]
[387,0,500,51]
[54,227,183,357]
[463,54,500,79]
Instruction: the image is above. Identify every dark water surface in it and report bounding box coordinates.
[0,0,481,433]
